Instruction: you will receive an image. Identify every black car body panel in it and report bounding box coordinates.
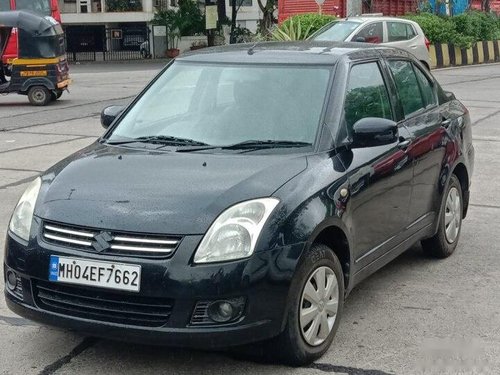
[37,143,308,235]
[4,42,474,348]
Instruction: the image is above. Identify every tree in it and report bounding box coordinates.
[482,0,491,12]
[257,0,277,35]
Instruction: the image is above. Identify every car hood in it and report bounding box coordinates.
[36,143,307,235]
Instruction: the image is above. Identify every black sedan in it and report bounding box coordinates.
[4,42,474,365]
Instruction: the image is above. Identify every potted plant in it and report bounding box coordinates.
[153,8,181,58]
[166,29,181,57]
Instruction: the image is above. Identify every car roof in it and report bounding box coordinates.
[178,41,412,65]
[340,16,415,23]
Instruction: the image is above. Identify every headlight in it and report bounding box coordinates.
[194,198,280,263]
[9,177,41,241]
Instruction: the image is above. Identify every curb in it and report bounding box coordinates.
[429,41,500,69]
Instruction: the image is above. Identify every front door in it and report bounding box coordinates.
[339,61,414,267]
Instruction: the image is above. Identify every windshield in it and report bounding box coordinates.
[16,0,52,16]
[108,62,331,148]
[313,21,362,42]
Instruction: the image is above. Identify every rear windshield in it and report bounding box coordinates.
[19,30,65,58]
[108,62,332,148]
[312,21,362,42]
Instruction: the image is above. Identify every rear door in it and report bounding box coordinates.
[386,59,446,234]
[384,21,429,66]
[384,21,418,49]
[339,60,414,267]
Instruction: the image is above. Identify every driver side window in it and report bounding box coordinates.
[343,62,393,134]
[353,22,383,43]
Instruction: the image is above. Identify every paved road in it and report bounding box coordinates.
[0,62,499,375]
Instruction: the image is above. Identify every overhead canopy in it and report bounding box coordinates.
[0,10,61,37]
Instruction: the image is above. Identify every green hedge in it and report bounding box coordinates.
[405,11,500,49]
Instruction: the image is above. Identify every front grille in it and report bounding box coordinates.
[33,280,174,327]
[42,221,181,258]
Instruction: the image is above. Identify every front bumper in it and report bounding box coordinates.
[4,228,304,348]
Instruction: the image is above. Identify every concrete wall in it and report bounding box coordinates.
[178,36,207,53]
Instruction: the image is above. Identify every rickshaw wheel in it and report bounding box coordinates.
[51,89,63,101]
[28,86,51,106]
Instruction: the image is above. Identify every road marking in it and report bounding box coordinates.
[38,338,98,375]
[0,135,93,155]
[307,362,394,375]
[469,203,500,210]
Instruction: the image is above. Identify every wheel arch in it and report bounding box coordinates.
[21,78,55,93]
[452,162,470,218]
[279,220,353,333]
[311,225,351,293]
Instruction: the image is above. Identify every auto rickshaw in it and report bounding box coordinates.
[0,10,70,106]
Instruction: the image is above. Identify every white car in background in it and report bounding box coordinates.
[311,16,432,69]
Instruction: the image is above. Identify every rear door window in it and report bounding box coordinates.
[413,65,437,107]
[388,60,425,117]
[387,22,417,42]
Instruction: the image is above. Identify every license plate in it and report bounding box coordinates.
[48,256,141,292]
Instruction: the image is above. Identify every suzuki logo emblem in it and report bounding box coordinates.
[92,232,113,252]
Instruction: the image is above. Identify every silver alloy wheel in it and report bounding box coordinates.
[299,266,339,347]
[444,186,461,243]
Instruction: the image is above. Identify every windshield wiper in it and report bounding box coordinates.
[176,140,312,152]
[105,135,208,146]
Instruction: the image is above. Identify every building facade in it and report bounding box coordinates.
[58,0,264,60]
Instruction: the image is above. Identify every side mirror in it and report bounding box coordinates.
[351,118,398,148]
[101,105,124,129]
[354,36,366,42]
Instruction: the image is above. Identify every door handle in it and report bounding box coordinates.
[398,139,411,150]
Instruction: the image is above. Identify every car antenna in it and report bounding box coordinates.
[247,42,259,55]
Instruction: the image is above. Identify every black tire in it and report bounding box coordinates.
[421,174,463,258]
[28,86,51,106]
[274,244,344,366]
[51,89,63,101]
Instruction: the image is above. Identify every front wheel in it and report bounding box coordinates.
[421,174,463,258]
[28,86,51,106]
[274,244,344,365]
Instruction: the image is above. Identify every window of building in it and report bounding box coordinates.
[227,0,252,7]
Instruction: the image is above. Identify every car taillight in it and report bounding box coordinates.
[425,37,431,51]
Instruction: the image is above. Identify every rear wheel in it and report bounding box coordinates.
[421,174,463,258]
[28,86,51,106]
[274,244,344,365]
